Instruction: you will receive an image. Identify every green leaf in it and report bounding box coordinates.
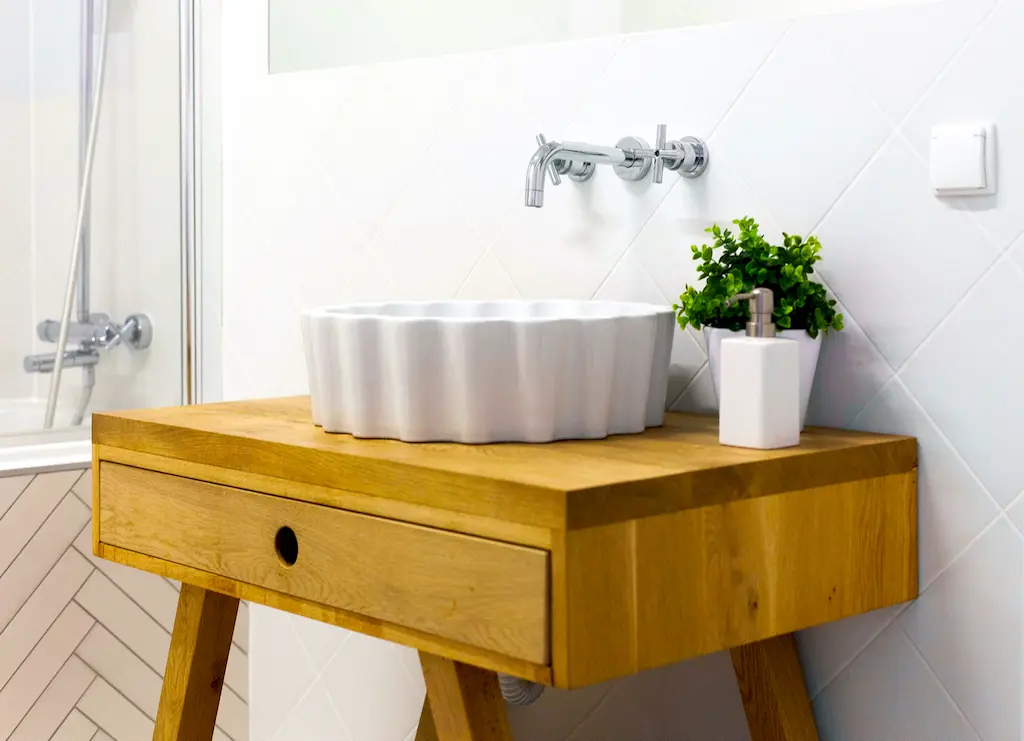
[671,218,843,337]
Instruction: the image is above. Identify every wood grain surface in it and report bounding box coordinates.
[154,584,239,741]
[555,472,917,687]
[419,653,513,741]
[731,634,820,741]
[99,462,550,664]
[93,396,916,530]
[97,542,552,685]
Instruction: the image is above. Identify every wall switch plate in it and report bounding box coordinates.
[931,123,997,197]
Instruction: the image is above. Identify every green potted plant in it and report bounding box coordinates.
[674,217,843,428]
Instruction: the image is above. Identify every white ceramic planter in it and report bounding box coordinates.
[703,327,822,430]
[302,301,676,443]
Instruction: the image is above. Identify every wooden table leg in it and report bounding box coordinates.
[419,652,513,740]
[154,584,240,741]
[730,633,819,741]
[415,697,440,741]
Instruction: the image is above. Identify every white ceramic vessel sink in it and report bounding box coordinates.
[301,301,675,443]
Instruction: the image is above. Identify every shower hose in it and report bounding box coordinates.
[44,0,110,429]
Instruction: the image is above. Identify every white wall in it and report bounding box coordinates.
[0,0,34,401]
[0,0,185,430]
[224,0,1024,738]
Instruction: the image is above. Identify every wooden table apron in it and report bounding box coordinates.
[91,397,918,741]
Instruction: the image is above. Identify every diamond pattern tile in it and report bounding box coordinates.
[804,0,997,124]
[273,680,351,741]
[796,605,902,701]
[321,632,423,741]
[712,22,891,235]
[225,1,1024,738]
[629,150,783,307]
[813,624,980,741]
[901,260,1024,506]
[804,301,893,429]
[816,136,998,368]
[567,652,751,741]
[593,251,705,400]
[568,19,788,146]
[851,380,999,588]
[250,606,317,738]
[900,518,1024,741]
[901,0,1024,250]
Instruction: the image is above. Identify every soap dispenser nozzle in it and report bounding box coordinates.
[726,288,776,338]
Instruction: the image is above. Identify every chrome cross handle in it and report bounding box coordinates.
[652,124,710,183]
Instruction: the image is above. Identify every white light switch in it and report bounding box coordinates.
[931,123,996,197]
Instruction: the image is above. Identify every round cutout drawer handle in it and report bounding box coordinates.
[275,526,299,567]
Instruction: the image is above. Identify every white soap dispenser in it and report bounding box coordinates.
[718,288,800,450]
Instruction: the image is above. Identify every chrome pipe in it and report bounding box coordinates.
[37,317,107,344]
[25,350,101,374]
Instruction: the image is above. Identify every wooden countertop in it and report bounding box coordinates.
[93,396,916,530]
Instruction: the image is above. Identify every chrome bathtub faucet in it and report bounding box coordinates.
[25,313,153,374]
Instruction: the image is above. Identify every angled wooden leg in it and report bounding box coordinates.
[730,633,819,741]
[419,652,512,741]
[415,697,440,741]
[154,584,240,741]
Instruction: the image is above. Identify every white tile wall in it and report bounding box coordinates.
[222,0,1024,738]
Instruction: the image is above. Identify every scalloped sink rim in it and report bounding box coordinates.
[301,301,676,443]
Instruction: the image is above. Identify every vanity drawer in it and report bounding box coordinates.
[97,462,550,664]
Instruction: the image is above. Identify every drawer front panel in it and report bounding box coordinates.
[98,462,549,664]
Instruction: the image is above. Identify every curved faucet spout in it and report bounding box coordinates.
[525,142,562,208]
[524,140,632,208]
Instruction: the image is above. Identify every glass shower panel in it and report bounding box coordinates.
[1,0,185,441]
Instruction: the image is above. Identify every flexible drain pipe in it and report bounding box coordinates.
[499,673,545,706]
[44,0,110,429]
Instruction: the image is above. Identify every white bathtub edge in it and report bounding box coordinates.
[0,438,91,476]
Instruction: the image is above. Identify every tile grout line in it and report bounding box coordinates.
[814,491,1011,701]
[6,651,92,740]
[897,622,986,740]
[70,626,196,738]
[0,474,35,521]
[0,499,89,636]
[668,361,708,411]
[71,541,247,666]
[808,0,1002,244]
[263,615,354,741]
[703,21,795,149]
[70,579,245,715]
[0,480,68,583]
[0,553,95,697]
[73,624,162,722]
[808,607,902,703]
[847,373,1003,542]
[70,618,247,732]
[588,178,682,300]
[892,377,1003,524]
[71,676,102,736]
[563,682,622,741]
[893,253,1013,378]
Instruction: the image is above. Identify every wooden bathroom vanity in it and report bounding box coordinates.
[90,397,917,740]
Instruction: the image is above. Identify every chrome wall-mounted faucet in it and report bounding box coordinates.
[525,124,708,207]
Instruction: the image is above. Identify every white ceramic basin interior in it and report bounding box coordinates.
[301,301,676,443]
